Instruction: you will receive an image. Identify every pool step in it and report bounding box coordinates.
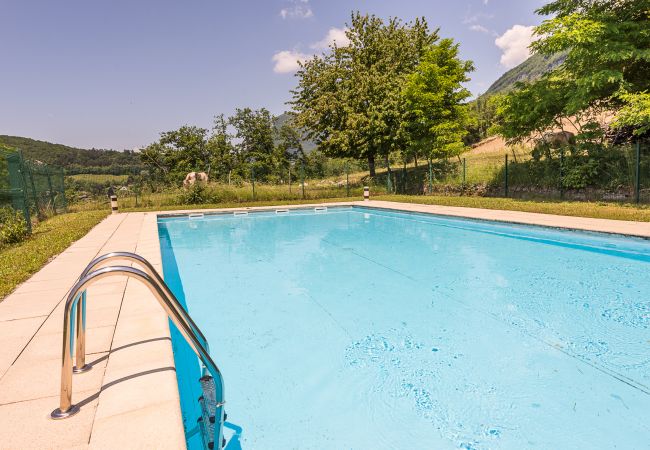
[198,375,226,449]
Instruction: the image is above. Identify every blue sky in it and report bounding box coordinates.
[0,0,547,150]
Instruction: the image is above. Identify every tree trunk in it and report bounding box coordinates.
[368,154,376,177]
[414,155,418,167]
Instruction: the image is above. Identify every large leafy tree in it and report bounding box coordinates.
[207,114,236,181]
[140,126,213,182]
[498,0,650,142]
[275,118,305,161]
[401,39,474,161]
[291,12,437,176]
[228,108,275,160]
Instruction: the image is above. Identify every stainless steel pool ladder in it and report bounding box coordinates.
[50,252,226,449]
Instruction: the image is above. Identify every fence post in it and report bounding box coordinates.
[402,161,407,194]
[386,161,392,194]
[301,159,305,199]
[345,161,350,197]
[6,151,32,232]
[560,148,564,199]
[46,168,56,214]
[504,153,509,198]
[59,168,67,211]
[22,153,41,219]
[636,140,641,204]
[110,195,118,214]
[462,157,466,188]
[288,165,292,194]
[251,164,256,201]
[428,158,433,194]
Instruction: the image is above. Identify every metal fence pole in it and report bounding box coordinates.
[251,165,256,201]
[59,168,67,211]
[5,151,32,231]
[288,165,292,194]
[462,157,466,188]
[402,161,407,194]
[636,140,641,204]
[301,159,305,199]
[22,154,41,218]
[560,148,564,199]
[386,161,392,194]
[504,153,509,198]
[46,168,56,214]
[345,161,350,197]
[428,158,433,194]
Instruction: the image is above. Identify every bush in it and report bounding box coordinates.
[0,207,29,245]
[178,182,212,204]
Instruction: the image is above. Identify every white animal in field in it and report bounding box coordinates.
[536,131,576,149]
[183,172,209,188]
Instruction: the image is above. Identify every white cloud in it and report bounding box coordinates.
[280,0,313,20]
[463,12,494,25]
[272,50,309,73]
[310,27,350,50]
[469,24,490,33]
[272,27,351,74]
[495,25,535,68]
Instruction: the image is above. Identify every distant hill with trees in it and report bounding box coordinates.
[274,113,317,153]
[0,135,142,175]
[485,52,566,96]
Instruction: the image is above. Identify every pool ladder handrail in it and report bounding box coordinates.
[72,251,210,373]
[50,253,225,449]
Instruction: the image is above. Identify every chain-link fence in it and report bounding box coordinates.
[0,148,67,230]
[376,141,649,203]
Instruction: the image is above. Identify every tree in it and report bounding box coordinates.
[276,118,304,161]
[497,0,650,142]
[140,126,212,183]
[612,92,650,136]
[228,108,277,178]
[464,93,501,145]
[207,114,236,181]
[401,39,474,161]
[291,12,437,176]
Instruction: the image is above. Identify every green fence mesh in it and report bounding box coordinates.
[0,148,67,230]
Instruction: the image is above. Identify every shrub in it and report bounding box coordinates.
[178,182,212,204]
[0,207,29,245]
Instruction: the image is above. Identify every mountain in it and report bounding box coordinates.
[274,113,318,154]
[485,52,566,96]
[0,135,142,175]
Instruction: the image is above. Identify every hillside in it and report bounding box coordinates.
[274,113,318,154]
[485,52,566,95]
[0,135,142,175]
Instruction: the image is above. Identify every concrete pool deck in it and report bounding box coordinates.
[0,200,647,449]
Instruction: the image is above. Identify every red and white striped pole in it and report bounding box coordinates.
[363,186,370,201]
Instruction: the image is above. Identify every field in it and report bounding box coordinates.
[67,173,130,183]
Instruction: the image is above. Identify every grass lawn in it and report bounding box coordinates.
[381,195,650,222]
[67,173,130,183]
[0,210,108,299]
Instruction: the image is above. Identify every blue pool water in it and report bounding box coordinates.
[158,206,650,449]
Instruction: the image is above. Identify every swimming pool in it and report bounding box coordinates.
[158,206,650,449]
